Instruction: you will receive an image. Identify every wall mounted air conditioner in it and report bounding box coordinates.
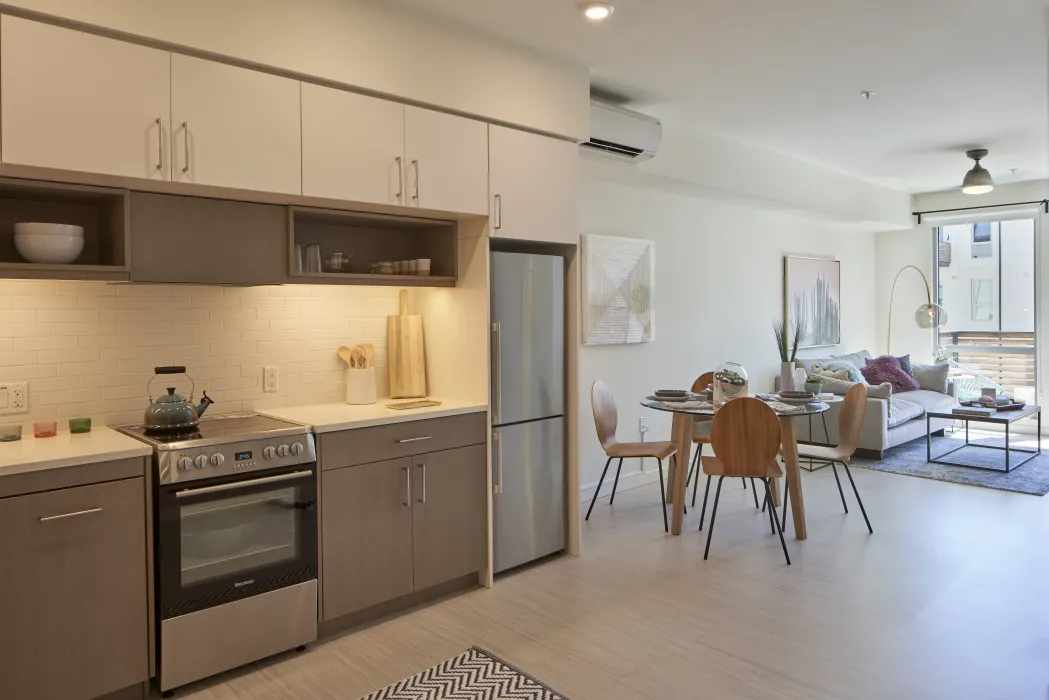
[581,99,661,163]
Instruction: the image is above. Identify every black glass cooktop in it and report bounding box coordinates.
[120,413,302,446]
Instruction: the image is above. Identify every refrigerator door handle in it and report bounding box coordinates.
[491,322,502,425]
[492,431,503,494]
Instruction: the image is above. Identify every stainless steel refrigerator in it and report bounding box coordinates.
[490,251,565,573]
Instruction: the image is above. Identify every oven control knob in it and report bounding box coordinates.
[210,453,225,467]
[263,446,277,460]
[194,455,209,470]
[277,444,291,458]
[290,442,304,456]
[177,457,193,472]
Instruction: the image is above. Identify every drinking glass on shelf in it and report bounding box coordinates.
[306,244,322,273]
[293,244,304,275]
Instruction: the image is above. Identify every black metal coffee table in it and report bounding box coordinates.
[926,405,1041,473]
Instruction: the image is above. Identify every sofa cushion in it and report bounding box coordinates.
[866,353,912,375]
[862,355,919,393]
[886,397,924,428]
[911,362,950,394]
[814,360,867,384]
[897,388,957,413]
[796,350,872,375]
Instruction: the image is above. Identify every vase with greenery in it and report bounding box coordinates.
[773,318,805,392]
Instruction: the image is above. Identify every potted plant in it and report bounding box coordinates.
[804,375,825,395]
[773,318,805,391]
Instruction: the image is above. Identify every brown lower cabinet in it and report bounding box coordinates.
[322,444,486,622]
[0,477,149,700]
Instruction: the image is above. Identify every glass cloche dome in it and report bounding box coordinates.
[713,362,749,403]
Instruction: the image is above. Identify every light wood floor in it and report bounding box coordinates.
[178,466,1049,700]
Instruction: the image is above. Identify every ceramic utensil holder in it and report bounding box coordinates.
[345,367,377,405]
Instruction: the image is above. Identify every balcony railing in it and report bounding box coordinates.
[939,330,1036,400]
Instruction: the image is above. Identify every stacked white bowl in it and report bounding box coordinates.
[14,223,85,264]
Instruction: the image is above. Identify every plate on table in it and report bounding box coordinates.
[654,389,688,398]
[775,395,822,406]
[647,394,695,403]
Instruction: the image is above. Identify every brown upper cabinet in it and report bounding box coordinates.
[489,125,580,245]
[171,55,302,195]
[1,16,172,181]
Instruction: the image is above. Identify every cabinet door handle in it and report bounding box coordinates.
[417,464,427,503]
[395,156,403,202]
[492,432,503,494]
[402,465,411,506]
[155,118,164,172]
[411,159,420,202]
[494,194,502,230]
[39,507,102,522]
[181,121,190,173]
[397,435,431,444]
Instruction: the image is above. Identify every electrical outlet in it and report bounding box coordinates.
[263,366,279,393]
[638,416,648,434]
[0,382,28,414]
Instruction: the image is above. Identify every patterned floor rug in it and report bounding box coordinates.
[851,431,1049,496]
[359,647,570,699]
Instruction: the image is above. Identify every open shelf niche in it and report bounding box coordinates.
[0,177,130,280]
[289,206,458,287]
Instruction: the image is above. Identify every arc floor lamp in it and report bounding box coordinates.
[887,265,948,353]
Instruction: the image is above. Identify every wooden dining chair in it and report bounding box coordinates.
[686,371,760,515]
[587,380,678,532]
[699,397,790,564]
[780,383,872,534]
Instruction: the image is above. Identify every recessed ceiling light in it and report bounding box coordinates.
[579,2,614,21]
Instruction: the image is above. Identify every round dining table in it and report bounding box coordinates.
[641,396,830,538]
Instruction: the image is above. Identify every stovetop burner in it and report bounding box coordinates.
[118,412,308,449]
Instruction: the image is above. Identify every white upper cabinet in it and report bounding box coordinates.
[489,125,579,245]
[171,55,301,195]
[1,16,171,180]
[404,107,488,215]
[301,84,406,205]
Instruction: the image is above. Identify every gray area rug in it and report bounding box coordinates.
[852,432,1049,496]
[359,647,570,699]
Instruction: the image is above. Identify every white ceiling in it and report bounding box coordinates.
[388,0,1048,193]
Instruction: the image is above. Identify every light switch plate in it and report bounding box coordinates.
[263,366,278,393]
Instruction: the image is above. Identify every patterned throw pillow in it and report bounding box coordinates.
[861,355,919,393]
[816,360,867,384]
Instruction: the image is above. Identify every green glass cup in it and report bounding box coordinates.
[68,418,92,434]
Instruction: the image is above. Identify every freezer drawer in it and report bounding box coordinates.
[492,418,565,573]
[490,251,564,425]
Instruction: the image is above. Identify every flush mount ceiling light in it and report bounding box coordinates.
[579,2,614,21]
[961,148,994,195]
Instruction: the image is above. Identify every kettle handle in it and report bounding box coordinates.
[147,367,195,403]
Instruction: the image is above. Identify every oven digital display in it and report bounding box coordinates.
[235,451,253,461]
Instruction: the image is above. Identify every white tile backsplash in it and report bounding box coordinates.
[0,281,401,426]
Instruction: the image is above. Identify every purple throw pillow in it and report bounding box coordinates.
[861,355,919,393]
[866,353,912,375]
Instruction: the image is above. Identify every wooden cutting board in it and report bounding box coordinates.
[387,289,427,398]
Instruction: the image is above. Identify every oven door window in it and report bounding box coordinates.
[179,484,302,587]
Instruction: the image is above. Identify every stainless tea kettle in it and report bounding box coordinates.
[143,366,214,432]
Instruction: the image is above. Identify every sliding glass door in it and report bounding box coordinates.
[934,219,1037,403]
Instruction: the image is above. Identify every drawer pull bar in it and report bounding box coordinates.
[39,507,102,522]
[397,436,432,444]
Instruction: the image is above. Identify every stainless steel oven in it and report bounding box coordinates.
[156,465,317,620]
[118,412,319,695]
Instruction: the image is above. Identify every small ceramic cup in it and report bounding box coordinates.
[69,418,92,434]
[416,259,431,276]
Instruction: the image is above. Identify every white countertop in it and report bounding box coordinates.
[0,427,152,477]
[260,398,488,433]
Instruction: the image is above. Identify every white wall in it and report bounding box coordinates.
[0,0,589,139]
[578,162,879,496]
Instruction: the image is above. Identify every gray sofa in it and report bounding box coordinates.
[792,350,959,459]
